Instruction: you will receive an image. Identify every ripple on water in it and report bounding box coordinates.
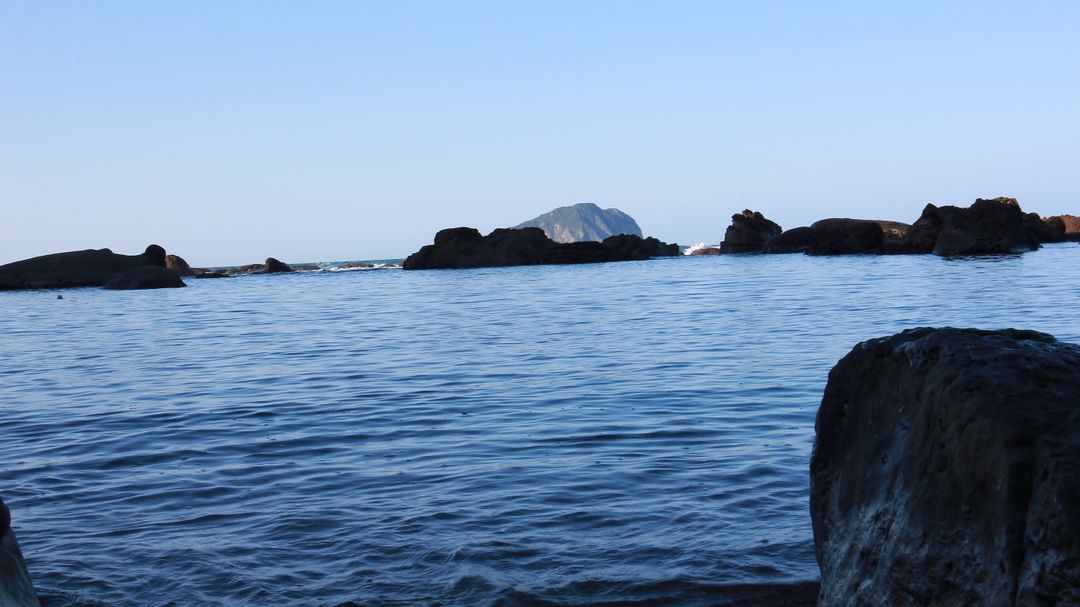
[2,245,1079,606]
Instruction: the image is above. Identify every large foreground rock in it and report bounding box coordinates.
[0,245,169,290]
[811,327,1080,606]
[403,227,678,270]
[0,497,39,607]
[514,202,643,243]
[904,197,1039,255]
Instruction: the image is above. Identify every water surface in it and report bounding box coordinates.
[2,245,1078,606]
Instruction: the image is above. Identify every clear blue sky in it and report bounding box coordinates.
[2,1,1078,265]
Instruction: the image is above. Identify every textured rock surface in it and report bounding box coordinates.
[0,245,167,290]
[1045,214,1080,242]
[904,197,1039,255]
[806,218,885,255]
[0,498,40,607]
[719,210,783,253]
[514,203,643,243]
[164,254,194,276]
[811,327,1080,606]
[103,266,186,290]
[404,227,678,269]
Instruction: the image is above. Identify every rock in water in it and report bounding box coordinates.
[904,197,1039,255]
[719,210,782,253]
[811,327,1080,606]
[403,227,678,270]
[0,497,40,607]
[164,254,194,276]
[0,245,167,290]
[103,266,186,290]
[514,203,643,243]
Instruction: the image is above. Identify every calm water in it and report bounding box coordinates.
[3,245,1078,606]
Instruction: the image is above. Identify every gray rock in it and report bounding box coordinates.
[811,327,1080,606]
[0,497,40,607]
[514,203,643,243]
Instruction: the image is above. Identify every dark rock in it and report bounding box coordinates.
[600,234,680,258]
[264,258,293,273]
[904,197,1038,255]
[806,218,884,255]
[719,210,783,253]
[404,227,678,270]
[689,247,723,256]
[1,497,41,607]
[0,245,168,291]
[542,241,630,264]
[1037,215,1067,243]
[104,266,185,290]
[811,327,1080,606]
[514,202,643,243]
[763,226,815,254]
[1045,214,1080,242]
[164,254,194,276]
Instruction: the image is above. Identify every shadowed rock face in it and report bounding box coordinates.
[514,203,643,243]
[0,245,171,290]
[104,266,185,290]
[0,497,40,607]
[811,327,1080,606]
[904,197,1039,255]
[719,210,782,253]
[761,219,890,255]
[1045,214,1080,242]
[403,227,678,270]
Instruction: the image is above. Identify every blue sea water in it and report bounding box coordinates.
[2,245,1078,606]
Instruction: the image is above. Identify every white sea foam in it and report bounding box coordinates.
[683,242,717,255]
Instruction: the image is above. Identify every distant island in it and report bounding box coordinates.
[514,203,643,243]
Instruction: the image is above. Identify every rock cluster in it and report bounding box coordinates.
[719,197,1074,257]
[0,245,185,291]
[811,327,1080,606]
[403,227,678,270]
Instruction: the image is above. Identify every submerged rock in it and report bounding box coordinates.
[719,210,783,253]
[403,227,678,270]
[811,327,1080,606]
[0,245,170,291]
[904,197,1039,255]
[0,497,40,607]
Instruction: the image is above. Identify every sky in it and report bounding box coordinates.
[2,1,1078,266]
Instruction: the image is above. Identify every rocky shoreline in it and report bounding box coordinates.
[697,197,1079,256]
[1,196,1076,290]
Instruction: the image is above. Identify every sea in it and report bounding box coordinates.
[2,244,1078,607]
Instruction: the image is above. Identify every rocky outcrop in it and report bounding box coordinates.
[811,327,1080,606]
[904,197,1039,255]
[718,210,782,253]
[0,497,40,607]
[804,218,884,255]
[224,257,295,276]
[760,220,885,255]
[600,234,680,258]
[0,245,171,291]
[514,203,643,243]
[164,254,194,276]
[1044,214,1080,242]
[403,227,678,270]
[763,226,815,254]
[104,266,185,290]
